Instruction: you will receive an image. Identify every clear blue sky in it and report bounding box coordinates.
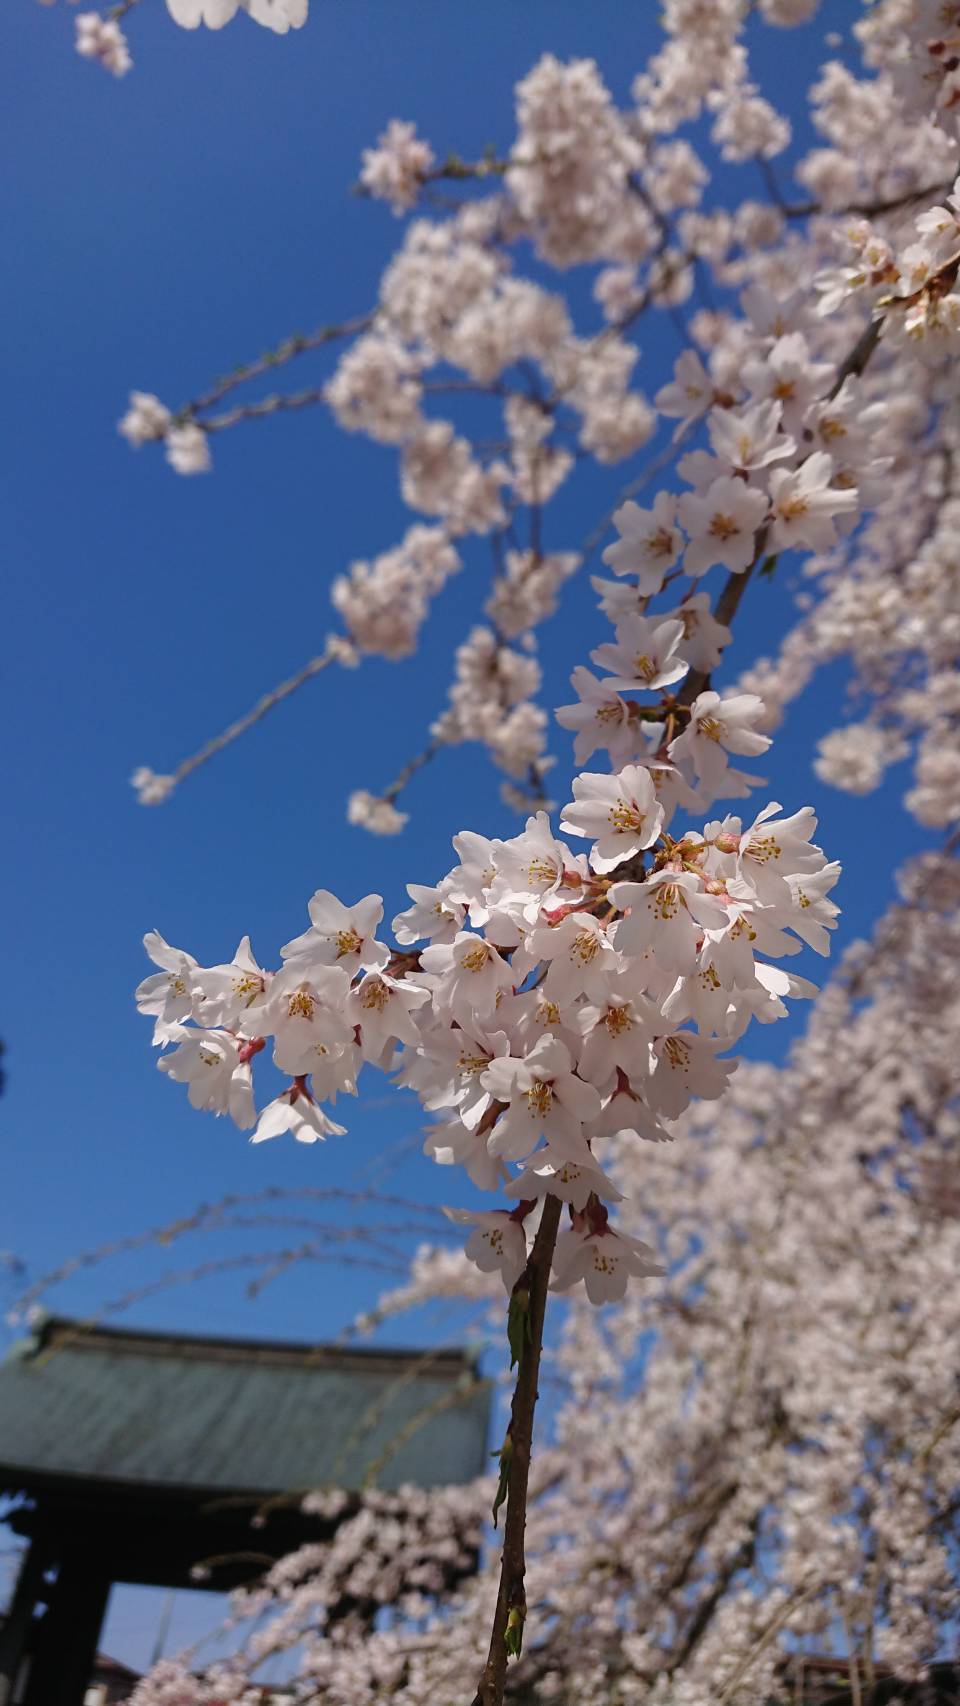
[1,0,929,1667]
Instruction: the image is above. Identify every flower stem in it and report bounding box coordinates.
[473,1193,562,1706]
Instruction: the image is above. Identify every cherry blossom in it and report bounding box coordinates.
[74,12,131,74]
[668,689,772,792]
[600,493,684,592]
[560,764,666,871]
[677,475,769,576]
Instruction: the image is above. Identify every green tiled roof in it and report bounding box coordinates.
[0,1316,490,1499]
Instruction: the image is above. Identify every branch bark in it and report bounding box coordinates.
[472,1194,563,1706]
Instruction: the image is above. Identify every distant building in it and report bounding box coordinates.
[0,1315,490,1706]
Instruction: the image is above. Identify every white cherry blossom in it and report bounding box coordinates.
[677,476,769,577]
[281,891,389,978]
[157,1029,255,1127]
[611,870,730,977]
[590,613,689,693]
[560,764,666,872]
[669,691,772,792]
[252,1080,346,1144]
[480,1036,601,1162]
[552,1214,661,1303]
[601,493,684,592]
[766,451,858,551]
[443,1206,529,1290]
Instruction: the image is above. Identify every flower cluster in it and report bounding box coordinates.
[74,11,131,75]
[139,508,839,1303]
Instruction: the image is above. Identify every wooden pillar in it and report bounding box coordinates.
[21,1552,112,1706]
[0,1535,49,1706]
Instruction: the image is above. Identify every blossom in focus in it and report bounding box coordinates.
[281,891,388,978]
[669,691,772,792]
[252,1080,346,1144]
[157,1030,255,1127]
[677,476,768,577]
[560,765,666,872]
[552,1217,661,1303]
[601,493,683,593]
[443,1207,528,1290]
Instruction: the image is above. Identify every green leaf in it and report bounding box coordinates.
[491,1432,513,1527]
[507,1285,531,1371]
[505,1606,525,1659]
[758,553,780,581]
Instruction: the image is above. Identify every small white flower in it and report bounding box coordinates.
[504,1143,624,1211]
[136,932,199,1040]
[591,613,689,694]
[526,910,621,1005]
[119,393,171,447]
[678,477,768,577]
[552,1217,661,1303]
[158,1030,255,1129]
[555,667,635,768]
[74,12,131,75]
[601,493,683,593]
[194,936,269,1030]
[130,767,176,806]
[706,399,796,475]
[669,691,772,792]
[392,882,464,945]
[252,1081,345,1145]
[260,964,354,1077]
[444,1208,528,1292]
[481,1036,601,1163]
[281,891,388,978]
[350,971,430,1065]
[164,423,211,476]
[418,932,515,1027]
[655,349,715,432]
[612,870,729,977]
[647,1031,736,1119]
[561,765,666,873]
[766,452,858,552]
[347,790,409,836]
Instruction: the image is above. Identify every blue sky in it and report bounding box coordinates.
[1,0,931,1667]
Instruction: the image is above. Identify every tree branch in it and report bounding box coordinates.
[473,1194,562,1706]
[184,312,376,420]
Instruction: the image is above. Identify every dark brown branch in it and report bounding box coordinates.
[825,318,884,403]
[472,1195,562,1706]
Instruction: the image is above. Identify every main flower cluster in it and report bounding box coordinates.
[137,537,839,1303]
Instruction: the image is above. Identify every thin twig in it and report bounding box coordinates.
[203,385,329,433]
[185,313,376,420]
[381,738,443,805]
[148,637,343,796]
